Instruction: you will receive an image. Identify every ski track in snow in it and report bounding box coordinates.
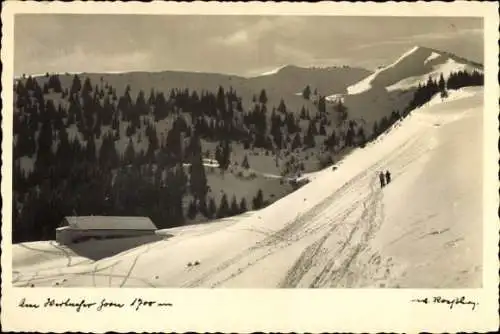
[282,174,385,288]
[183,120,436,288]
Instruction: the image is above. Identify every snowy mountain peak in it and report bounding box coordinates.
[400,45,428,57]
[259,65,296,76]
[346,46,482,95]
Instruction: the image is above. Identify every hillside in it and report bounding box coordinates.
[12,46,483,244]
[249,64,370,97]
[326,45,484,134]
[12,64,371,243]
[22,64,370,115]
[12,86,484,288]
[346,46,482,94]
[14,64,371,174]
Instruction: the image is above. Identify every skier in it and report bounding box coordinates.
[385,170,392,185]
[379,172,385,188]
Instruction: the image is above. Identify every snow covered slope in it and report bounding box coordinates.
[12,86,484,288]
[346,46,482,94]
[325,46,483,133]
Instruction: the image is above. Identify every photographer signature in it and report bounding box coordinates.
[411,296,478,311]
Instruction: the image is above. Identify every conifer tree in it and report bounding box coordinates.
[304,121,316,148]
[217,193,229,218]
[135,89,149,115]
[216,86,226,115]
[208,197,217,219]
[357,127,366,146]
[198,196,208,218]
[345,125,355,147]
[82,77,93,97]
[124,138,136,165]
[216,139,231,171]
[165,126,182,162]
[236,98,243,113]
[291,133,302,150]
[189,132,208,201]
[300,106,307,120]
[239,197,248,214]
[222,140,231,169]
[126,124,136,137]
[302,85,311,100]
[242,154,250,169]
[70,74,82,95]
[273,129,283,149]
[187,198,198,219]
[252,189,264,210]
[440,88,449,99]
[85,135,97,162]
[334,100,348,124]
[277,99,287,114]
[148,88,156,106]
[317,96,326,114]
[259,89,268,105]
[319,123,327,136]
[230,195,239,216]
[438,73,446,92]
[285,112,299,134]
[34,119,54,176]
[372,121,380,138]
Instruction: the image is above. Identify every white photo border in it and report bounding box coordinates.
[1,1,499,332]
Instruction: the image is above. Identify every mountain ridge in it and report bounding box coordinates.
[17,45,481,82]
[346,45,483,95]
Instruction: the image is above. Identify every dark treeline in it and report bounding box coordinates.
[407,69,483,112]
[368,69,484,151]
[372,69,484,142]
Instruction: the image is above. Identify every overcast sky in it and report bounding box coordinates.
[14,15,483,77]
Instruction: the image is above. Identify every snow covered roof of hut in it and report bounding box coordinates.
[62,216,157,231]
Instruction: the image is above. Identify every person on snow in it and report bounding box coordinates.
[385,170,392,185]
[379,172,386,188]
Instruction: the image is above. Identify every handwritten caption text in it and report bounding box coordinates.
[18,297,173,312]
